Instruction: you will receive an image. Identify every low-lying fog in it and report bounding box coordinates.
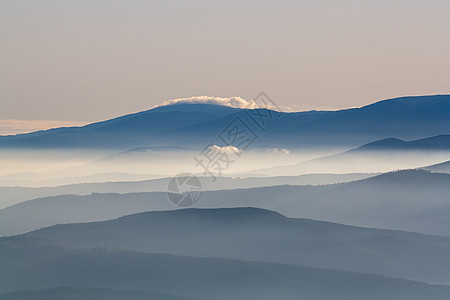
[0,148,334,186]
[0,147,449,188]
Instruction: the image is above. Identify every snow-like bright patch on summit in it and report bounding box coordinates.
[209,144,241,155]
[161,96,258,109]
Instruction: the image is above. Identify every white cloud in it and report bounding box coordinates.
[160,96,340,112]
[161,96,258,109]
[209,144,241,155]
[267,148,291,155]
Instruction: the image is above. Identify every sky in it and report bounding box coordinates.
[1,0,450,134]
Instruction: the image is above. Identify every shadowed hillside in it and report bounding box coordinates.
[21,207,450,284]
[0,173,375,209]
[0,287,196,300]
[1,235,450,300]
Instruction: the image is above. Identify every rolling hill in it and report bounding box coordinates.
[0,287,195,300]
[423,160,450,173]
[2,223,450,299]
[0,173,375,209]
[1,170,449,237]
[20,207,450,284]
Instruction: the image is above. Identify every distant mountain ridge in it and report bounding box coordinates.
[1,95,450,149]
[354,134,450,151]
[251,134,450,175]
[0,173,374,209]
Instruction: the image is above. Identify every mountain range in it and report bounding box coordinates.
[253,135,450,175]
[1,95,450,150]
[0,173,374,209]
[2,208,450,299]
[1,169,449,237]
[21,207,450,284]
[3,236,450,300]
[2,94,450,299]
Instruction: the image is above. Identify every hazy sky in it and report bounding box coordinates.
[1,0,450,124]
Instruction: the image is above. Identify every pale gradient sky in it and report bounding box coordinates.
[1,0,450,124]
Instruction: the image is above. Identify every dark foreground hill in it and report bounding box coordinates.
[22,207,450,284]
[0,287,196,300]
[1,236,450,300]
